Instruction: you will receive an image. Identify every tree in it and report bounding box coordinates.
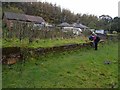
[3,2,117,32]
[98,15,112,30]
[110,17,120,33]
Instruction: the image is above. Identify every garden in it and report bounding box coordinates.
[2,41,118,88]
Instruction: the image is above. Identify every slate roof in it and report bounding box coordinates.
[4,12,45,24]
[58,22,71,27]
[72,23,89,29]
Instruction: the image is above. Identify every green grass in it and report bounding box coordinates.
[1,37,87,48]
[2,42,118,88]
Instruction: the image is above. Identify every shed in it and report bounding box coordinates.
[3,12,45,30]
[3,12,45,23]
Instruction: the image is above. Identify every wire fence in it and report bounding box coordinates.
[2,20,90,41]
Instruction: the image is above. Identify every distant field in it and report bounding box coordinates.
[1,37,88,48]
[2,42,118,88]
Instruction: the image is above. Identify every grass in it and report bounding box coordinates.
[2,42,118,88]
[1,37,88,48]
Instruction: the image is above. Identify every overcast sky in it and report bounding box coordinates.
[39,0,119,18]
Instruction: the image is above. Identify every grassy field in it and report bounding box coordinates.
[2,42,118,88]
[1,37,88,48]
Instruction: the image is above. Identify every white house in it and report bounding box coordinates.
[62,27,82,35]
[95,30,106,34]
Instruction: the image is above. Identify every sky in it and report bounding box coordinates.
[39,0,119,18]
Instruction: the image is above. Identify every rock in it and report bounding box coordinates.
[7,57,17,65]
[104,60,111,65]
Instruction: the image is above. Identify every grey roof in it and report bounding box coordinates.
[58,22,71,27]
[4,12,27,21]
[25,15,45,23]
[4,12,45,23]
[72,23,88,29]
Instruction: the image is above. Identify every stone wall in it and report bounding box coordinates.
[2,42,93,65]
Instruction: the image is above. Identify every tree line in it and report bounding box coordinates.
[2,2,120,32]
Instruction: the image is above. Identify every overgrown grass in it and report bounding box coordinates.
[2,42,118,88]
[1,37,88,48]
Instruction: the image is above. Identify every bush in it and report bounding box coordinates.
[112,31,117,34]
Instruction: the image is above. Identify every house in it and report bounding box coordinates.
[58,22,72,32]
[95,30,108,34]
[58,22,83,35]
[3,12,45,30]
